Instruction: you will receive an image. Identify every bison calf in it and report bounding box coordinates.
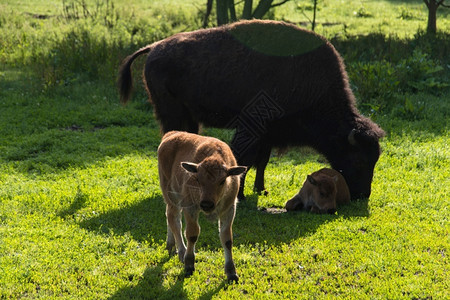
[157,131,246,282]
[285,168,350,214]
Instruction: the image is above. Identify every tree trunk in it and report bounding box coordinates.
[425,0,439,34]
[242,0,253,19]
[427,0,439,34]
[203,0,214,27]
[252,0,274,19]
[216,0,229,25]
[312,0,317,31]
[228,0,237,22]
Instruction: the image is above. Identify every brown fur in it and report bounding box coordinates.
[285,168,350,214]
[157,131,246,282]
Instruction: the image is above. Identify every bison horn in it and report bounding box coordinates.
[348,129,358,146]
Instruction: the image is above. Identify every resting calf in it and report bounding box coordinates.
[285,168,350,214]
[157,131,246,282]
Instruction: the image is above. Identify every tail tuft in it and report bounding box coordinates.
[117,46,152,104]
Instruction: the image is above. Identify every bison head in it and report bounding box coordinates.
[331,122,385,200]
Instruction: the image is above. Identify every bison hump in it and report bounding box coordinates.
[228,20,326,57]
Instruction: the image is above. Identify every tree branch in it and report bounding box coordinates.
[203,0,213,28]
[271,0,291,8]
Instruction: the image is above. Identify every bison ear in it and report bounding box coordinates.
[181,162,198,173]
[307,175,318,185]
[227,166,247,176]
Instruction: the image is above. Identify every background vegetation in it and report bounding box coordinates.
[0,0,448,298]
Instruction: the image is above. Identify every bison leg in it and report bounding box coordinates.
[158,104,199,134]
[254,144,271,195]
[146,72,199,134]
[219,205,238,283]
[183,209,200,277]
[165,204,186,262]
[237,172,248,201]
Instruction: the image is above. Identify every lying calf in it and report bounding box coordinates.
[157,131,246,282]
[285,168,350,214]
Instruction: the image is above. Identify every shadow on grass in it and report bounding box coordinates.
[63,188,369,298]
[109,259,188,300]
[76,195,167,243]
[110,262,233,300]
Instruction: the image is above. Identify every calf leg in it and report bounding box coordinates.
[183,209,200,277]
[219,205,238,282]
[165,204,186,262]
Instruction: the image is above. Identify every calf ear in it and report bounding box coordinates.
[307,175,318,185]
[227,166,247,176]
[181,162,199,173]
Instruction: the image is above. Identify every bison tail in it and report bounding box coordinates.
[118,45,152,104]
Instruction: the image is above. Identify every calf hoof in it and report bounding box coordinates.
[166,244,176,256]
[177,248,186,263]
[184,266,195,277]
[227,274,239,283]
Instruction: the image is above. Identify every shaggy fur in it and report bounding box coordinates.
[119,20,385,200]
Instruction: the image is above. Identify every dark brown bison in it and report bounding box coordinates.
[119,19,385,200]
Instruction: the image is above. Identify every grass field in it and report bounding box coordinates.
[0,0,449,299]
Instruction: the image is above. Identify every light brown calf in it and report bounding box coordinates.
[157,131,246,282]
[285,168,350,214]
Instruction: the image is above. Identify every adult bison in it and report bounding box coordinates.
[119,19,385,200]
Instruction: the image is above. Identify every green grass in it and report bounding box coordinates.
[1,0,449,299]
[277,0,450,38]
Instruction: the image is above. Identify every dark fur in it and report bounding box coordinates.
[119,20,385,200]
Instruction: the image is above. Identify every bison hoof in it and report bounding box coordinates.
[237,194,246,202]
[253,186,268,196]
[227,274,239,283]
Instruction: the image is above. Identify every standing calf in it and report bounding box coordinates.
[285,168,350,214]
[157,131,246,282]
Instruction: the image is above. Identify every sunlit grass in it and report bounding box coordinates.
[0,0,449,298]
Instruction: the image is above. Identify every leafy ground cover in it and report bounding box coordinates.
[0,0,449,298]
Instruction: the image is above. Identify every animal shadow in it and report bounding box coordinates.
[75,195,167,243]
[110,262,230,300]
[68,190,369,298]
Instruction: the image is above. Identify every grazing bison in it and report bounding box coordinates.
[157,131,246,282]
[285,168,350,214]
[119,19,385,200]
